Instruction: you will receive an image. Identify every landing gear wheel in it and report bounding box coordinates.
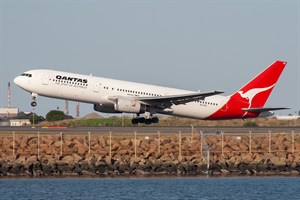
[132,118,139,125]
[131,116,160,125]
[31,101,37,107]
[138,117,145,124]
[151,117,159,123]
[31,93,38,107]
[145,118,152,125]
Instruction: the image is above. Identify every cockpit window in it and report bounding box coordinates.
[21,73,32,77]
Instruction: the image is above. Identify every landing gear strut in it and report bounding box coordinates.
[31,93,38,107]
[131,116,159,125]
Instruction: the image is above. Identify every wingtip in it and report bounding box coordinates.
[215,90,225,94]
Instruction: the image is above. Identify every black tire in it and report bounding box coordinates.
[31,102,37,107]
[131,118,139,125]
[138,117,146,123]
[151,117,159,123]
[145,119,152,125]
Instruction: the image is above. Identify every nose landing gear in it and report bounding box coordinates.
[31,93,38,107]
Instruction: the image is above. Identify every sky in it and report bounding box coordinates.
[0,0,299,118]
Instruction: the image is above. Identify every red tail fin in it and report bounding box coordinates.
[206,61,287,120]
[232,60,287,108]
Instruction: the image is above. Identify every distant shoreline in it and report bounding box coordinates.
[1,174,300,180]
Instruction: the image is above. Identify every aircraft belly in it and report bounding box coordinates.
[33,83,95,103]
[171,102,220,119]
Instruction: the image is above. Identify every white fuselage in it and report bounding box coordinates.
[14,61,287,122]
[14,69,227,119]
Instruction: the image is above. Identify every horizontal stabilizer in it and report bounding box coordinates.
[242,107,290,113]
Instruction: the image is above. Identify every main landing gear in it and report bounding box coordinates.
[131,116,159,125]
[31,93,38,107]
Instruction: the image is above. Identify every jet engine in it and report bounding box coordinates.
[114,98,146,113]
[94,103,121,113]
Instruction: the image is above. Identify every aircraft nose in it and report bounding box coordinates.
[14,76,21,86]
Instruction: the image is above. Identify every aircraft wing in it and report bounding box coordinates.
[242,107,290,112]
[137,90,224,109]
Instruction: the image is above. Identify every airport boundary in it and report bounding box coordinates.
[1,129,299,157]
[0,129,300,176]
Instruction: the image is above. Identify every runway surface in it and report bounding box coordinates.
[0,126,299,134]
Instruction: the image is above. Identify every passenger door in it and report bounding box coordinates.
[42,74,49,85]
[93,82,101,93]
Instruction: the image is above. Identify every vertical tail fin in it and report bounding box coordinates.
[232,60,287,108]
[206,61,287,120]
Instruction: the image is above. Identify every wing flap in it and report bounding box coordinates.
[139,90,223,102]
[138,90,224,109]
[108,90,224,110]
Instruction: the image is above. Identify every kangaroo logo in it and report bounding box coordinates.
[131,102,136,107]
[238,84,275,116]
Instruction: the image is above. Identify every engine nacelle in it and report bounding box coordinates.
[94,104,121,113]
[114,98,146,113]
[258,111,274,118]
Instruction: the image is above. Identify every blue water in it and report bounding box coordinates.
[0,177,299,200]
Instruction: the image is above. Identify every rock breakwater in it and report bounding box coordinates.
[0,132,299,177]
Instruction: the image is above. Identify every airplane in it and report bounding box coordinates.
[14,60,288,125]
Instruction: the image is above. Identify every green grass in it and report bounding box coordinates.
[67,117,132,127]
[243,121,259,127]
[38,116,299,127]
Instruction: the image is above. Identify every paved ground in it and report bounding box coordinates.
[0,126,299,134]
